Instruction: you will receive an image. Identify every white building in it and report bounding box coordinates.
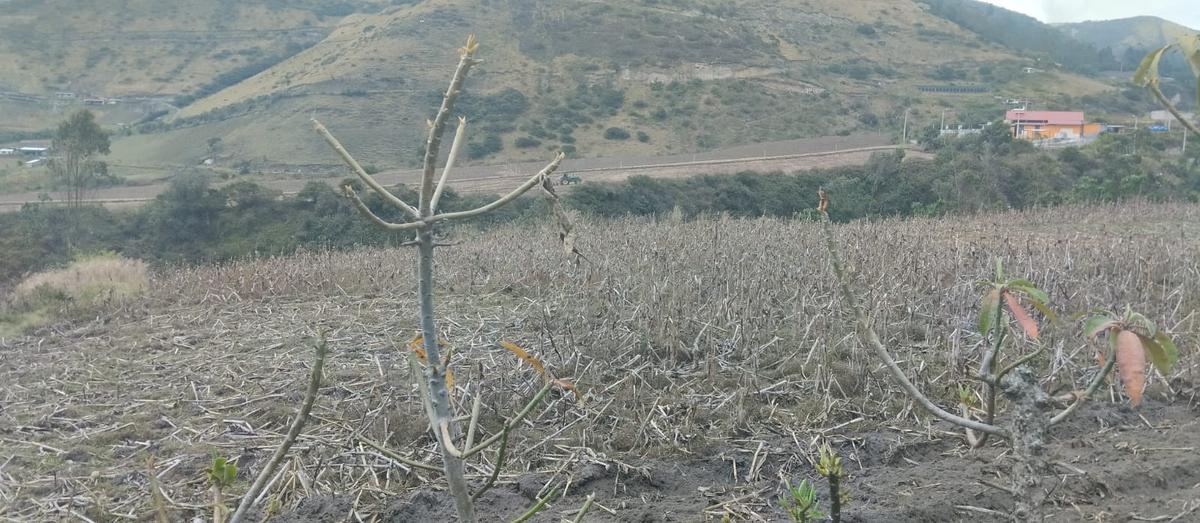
[0,148,14,156]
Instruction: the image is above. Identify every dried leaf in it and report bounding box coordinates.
[550,378,584,404]
[1004,292,1039,340]
[499,341,547,378]
[540,155,584,261]
[1115,330,1146,407]
[407,336,455,388]
[979,288,1001,337]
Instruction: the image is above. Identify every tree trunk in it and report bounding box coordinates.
[1000,367,1050,522]
[417,225,475,522]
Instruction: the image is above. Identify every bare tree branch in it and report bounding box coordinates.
[820,213,1008,437]
[1049,341,1117,426]
[429,153,565,224]
[343,186,426,231]
[430,117,467,214]
[229,335,328,523]
[420,36,480,215]
[313,119,421,220]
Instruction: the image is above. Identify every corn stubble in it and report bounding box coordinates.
[6,201,1191,521]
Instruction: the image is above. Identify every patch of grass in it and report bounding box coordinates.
[2,252,148,335]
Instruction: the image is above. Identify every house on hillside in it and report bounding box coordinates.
[1149,110,1196,128]
[1005,110,1103,145]
[15,140,51,156]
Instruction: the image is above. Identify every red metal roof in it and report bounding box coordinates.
[1005,110,1085,125]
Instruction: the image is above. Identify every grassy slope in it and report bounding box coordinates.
[0,0,344,96]
[9,0,1124,179]
[113,0,1114,171]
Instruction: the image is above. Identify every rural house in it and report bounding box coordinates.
[1005,110,1104,144]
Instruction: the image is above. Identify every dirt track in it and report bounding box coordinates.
[0,134,907,212]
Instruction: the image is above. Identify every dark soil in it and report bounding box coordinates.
[270,401,1200,522]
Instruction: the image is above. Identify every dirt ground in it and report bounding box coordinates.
[323,401,1200,522]
[2,204,1198,521]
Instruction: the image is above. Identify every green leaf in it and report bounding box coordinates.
[1083,315,1117,339]
[1175,34,1200,106]
[1133,45,1171,87]
[979,288,1001,338]
[1006,279,1049,305]
[1028,299,1058,324]
[1127,312,1157,337]
[1152,330,1180,374]
[1138,334,1172,376]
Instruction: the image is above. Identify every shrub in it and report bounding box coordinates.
[637,131,650,143]
[515,136,542,149]
[604,127,631,140]
[13,252,148,310]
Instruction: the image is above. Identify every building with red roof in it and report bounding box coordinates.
[1005,110,1104,143]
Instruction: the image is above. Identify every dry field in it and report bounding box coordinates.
[1,202,1199,522]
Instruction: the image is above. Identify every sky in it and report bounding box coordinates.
[978,0,1199,29]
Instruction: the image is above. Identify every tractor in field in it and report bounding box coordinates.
[559,173,582,185]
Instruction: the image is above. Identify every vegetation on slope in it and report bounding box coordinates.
[3,121,1197,294]
[75,0,1113,171]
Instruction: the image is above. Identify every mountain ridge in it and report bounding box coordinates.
[0,0,1142,177]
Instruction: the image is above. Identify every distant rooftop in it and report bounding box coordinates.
[1005,110,1085,125]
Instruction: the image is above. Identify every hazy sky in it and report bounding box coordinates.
[978,0,1200,29]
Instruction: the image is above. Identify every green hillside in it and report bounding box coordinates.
[1056,16,1197,54]
[0,0,1133,180]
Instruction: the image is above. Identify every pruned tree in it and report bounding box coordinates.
[312,35,575,522]
[50,109,111,209]
[817,190,1178,521]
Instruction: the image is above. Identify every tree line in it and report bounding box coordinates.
[2,120,1197,287]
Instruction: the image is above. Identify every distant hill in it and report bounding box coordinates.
[1056,16,1197,54]
[919,0,1120,73]
[0,0,1129,175]
[1056,16,1197,108]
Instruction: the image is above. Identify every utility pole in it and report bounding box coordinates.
[1184,127,1188,155]
[902,108,910,144]
[940,109,946,131]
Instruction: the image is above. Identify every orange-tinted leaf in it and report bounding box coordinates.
[1004,292,1039,340]
[407,336,454,389]
[409,335,452,361]
[551,378,584,404]
[500,341,547,378]
[1115,330,1145,407]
